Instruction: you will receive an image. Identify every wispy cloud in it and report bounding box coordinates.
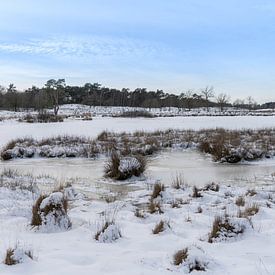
[0,36,168,59]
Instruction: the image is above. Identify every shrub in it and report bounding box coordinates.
[203,182,219,192]
[31,192,71,232]
[105,151,146,180]
[152,220,170,234]
[192,186,202,198]
[151,183,165,199]
[235,196,245,207]
[148,200,163,214]
[4,246,33,265]
[116,110,154,118]
[95,220,121,243]
[208,216,245,243]
[173,246,208,272]
[173,248,188,266]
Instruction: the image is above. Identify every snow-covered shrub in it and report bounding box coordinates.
[95,220,122,243]
[192,186,203,198]
[208,216,245,243]
[31,192,71,232]
[173,246,209,272]
[4,245,33,265]
[105,151,146,180]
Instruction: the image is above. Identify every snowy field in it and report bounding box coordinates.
[1,115,275,148]
[1,111,275,274]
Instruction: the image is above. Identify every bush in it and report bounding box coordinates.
[208,216,245,243]
[104,151,146,180]
[192,186,202,198]
[152,220,170,234]
[31,192,71,232]
[4,246,33,265]
[173,246,208,272]
[173,248,188,266]
[116,110,154,118]
[148,200,163,214]
[151,183,165,199]
[235,196,245,207]
[95,220,121,243]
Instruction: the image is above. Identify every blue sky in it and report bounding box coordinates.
[0,0,275,102]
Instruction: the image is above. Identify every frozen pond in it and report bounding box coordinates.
[1,150,275,187]
[1,115,275,147]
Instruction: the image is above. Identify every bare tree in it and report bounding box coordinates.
[45,79,66,116]
[180,90,194,111]
[246,96,256,110]
[216,93,230,112]
[201,86,214,112]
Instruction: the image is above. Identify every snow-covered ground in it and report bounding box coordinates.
[1,116,275,149]
[2,105,275,274]
[0,169,275,274]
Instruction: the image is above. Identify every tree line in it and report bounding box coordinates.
[0,79,262,115]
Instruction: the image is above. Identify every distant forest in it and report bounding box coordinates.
[0,79,273,113]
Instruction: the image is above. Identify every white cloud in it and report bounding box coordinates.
[0,36,167,59]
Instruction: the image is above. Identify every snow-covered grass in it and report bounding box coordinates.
[1,168,275,274]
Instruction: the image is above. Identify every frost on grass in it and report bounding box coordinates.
[105,151,146,180]
[31,192,71,232]
[4,245,33,265]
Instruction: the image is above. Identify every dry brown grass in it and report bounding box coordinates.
[208,216,244,243]
[151,183,165,199]
[235,196,245,207]
[148,200,163,214]
[4,247,33,265]
[173,248,188,266]
[192,186,203,198]
[238,203,259,218]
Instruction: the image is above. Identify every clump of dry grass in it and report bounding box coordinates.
[173,248,188,266]
[192,186,203,198]
[148,200,163,214]
[203,182,220,192]
[171,173,185,189]
[4,246,33,265]
[31,194,47,226]
[94,219,122,242]
[235,196,245,207]
[151,183,165,199]
[31,192,71,230]
[238,203,259,218]
[208,216,245,243]
[152,220,170,234]
[104,151,146,180]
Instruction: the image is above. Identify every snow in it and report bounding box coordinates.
[1,105,275,274]
[1,116,275,149]
[1,168,275,274]
[118,157,141,173]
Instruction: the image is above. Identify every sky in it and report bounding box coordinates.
[0,0,275,103]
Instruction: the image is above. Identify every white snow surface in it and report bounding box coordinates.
[1,172,275,274]
[1,116,275,148]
